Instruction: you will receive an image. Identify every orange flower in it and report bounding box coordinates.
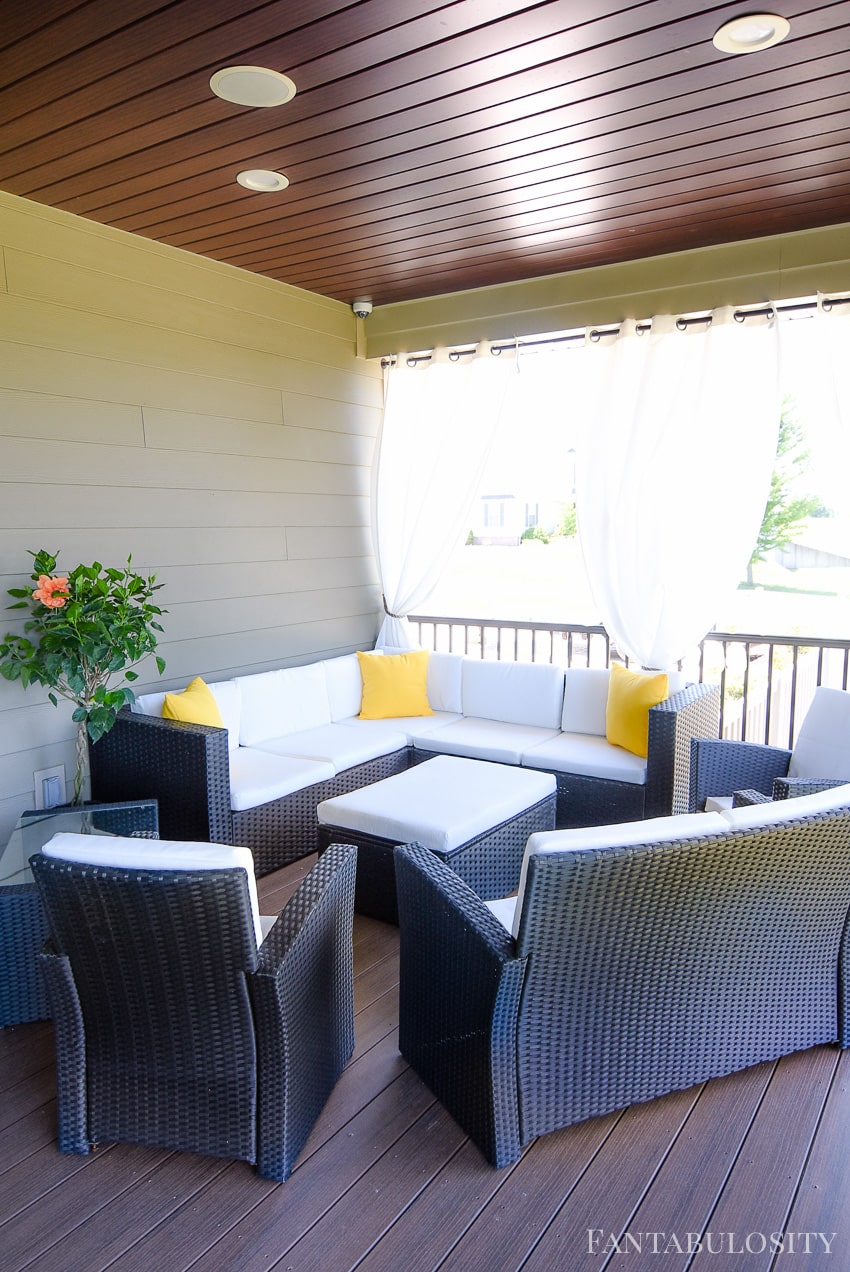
[32,574,70,609]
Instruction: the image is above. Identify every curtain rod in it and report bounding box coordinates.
[381,294,850,368]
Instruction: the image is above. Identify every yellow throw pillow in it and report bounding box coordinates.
[162,676,224,728]
[357,649,434,720]
[605,662,669,758]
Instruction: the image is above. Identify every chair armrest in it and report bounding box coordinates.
[688,737,792,812]
[90,708,232,844]
[38,939,89,1154]
[773,776,849,800]
[395,843,528,1167]
[645,682,721,817]
[249,842,357,1181]
[732,788,772,807]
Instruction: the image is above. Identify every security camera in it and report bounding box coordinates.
[353,299,373,319]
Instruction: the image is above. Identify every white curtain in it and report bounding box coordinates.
[373,347,513,648]
[778,296,850,505]
[575,307,781,669]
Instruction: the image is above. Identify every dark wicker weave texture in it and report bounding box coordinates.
[0,885,50,1025]
[396,799,850,1167]
[31,842,357,1181]
[689,737,793,812]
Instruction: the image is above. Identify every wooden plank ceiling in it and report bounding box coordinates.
[1,0,848,308]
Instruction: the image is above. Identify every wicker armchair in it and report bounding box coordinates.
[690,685,850,812]
[31,837,357,1182]
[395,791,850,1167]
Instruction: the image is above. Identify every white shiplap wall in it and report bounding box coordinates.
[0,191,383,839]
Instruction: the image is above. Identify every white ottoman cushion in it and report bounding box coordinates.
[317,755,555,855]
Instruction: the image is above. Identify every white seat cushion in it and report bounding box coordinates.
[337,712,462,746]
[521,731,647,784]
[409,717,561,766]
[317,754,555,855]
[42,831,265,947]
[250,722,408,773]
[788,687,850,780]
[228,747,334,811]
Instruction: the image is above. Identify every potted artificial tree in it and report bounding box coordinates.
[0,549,166,806]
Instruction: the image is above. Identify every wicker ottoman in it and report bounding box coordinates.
[316,754,556,922]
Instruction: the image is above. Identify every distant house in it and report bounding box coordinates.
[773,518,850,570]
[470,494,563,545]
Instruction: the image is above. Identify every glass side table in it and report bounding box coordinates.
[0,799,158,1026]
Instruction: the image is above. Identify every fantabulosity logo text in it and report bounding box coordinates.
[587,1230,838,1256]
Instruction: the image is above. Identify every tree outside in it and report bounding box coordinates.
[747,401,826,584]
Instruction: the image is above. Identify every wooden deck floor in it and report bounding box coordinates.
[2,856,850,1272]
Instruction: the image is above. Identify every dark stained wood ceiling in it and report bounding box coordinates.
[1,0,849,308]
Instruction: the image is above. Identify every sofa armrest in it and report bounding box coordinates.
[250,842,356,1181]
[395,843,528,1167]
[688,737,792,812]
[645,681,721,818]
[90,707,232,844]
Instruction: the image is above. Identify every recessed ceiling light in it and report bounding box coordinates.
[712,13,790,54]
[236,169,290,192]
[210,65,296,107]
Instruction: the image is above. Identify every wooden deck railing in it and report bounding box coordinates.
[409,614,850,749]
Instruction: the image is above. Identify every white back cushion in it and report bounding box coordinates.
[561,668,610,735]
[561,666,683,736]
[428,653,464,713]
[42,831,263,947]
[236,663,331,746]
[322,654,365,720]
[133,680,241,751]
[208,680,242,751]
[133,690,167,716]
[789,687,850,780]
[462,659,565,729]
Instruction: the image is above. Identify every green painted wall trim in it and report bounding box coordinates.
[365,222,850,358]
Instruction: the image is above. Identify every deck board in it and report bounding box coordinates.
[1,856,849,1271]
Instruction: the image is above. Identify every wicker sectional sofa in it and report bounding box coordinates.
[90,651,720,876]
